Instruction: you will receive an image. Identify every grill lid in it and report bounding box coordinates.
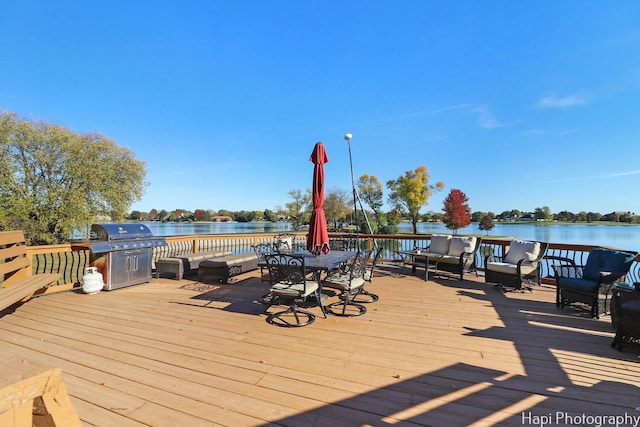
[91,223,154,241]
[73,223,166,254]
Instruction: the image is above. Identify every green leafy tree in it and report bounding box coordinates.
[324,187,350,229]
[285,189,311,230]
[217,209,235,220]
[129,210,144,220]
[471,211,484,222]
[620,211,636,224]
[357,174,385,231]
[441,189,472,234]
[534,206,552,221]
[263,209,278,222]
[586,211,602,222]
[386,166,444,234]
[431,212,445,222]
[380,209,401,234]
[557,210,576,222]
[235,210,256,222]
[472,211,495,223]
[0,111,146,244]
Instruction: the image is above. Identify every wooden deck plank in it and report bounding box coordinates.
[1,266,639,426]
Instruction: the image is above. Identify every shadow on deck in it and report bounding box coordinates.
[1,264,639,426]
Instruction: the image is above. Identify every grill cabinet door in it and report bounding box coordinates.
[109,249,153,290]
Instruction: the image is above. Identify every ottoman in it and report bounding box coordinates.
[198,253,259,283]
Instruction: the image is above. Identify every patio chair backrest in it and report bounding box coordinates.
[263,253,307,286]
[504,239,543,264]
[253,243,274,262]
[351,249,371,280]
[583,248,636,281]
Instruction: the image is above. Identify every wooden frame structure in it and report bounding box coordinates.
[0,369,81,427]
[0,231,60,312]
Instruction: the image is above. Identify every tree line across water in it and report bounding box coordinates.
[130,192,640,239]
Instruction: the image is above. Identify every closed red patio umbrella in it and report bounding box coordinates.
[307,142,330,255]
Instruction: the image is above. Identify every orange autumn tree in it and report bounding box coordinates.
[442,189,472,235]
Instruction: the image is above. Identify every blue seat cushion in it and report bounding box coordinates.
[621,301,640,313]
[583,248,636,281]
[558,277,599,293]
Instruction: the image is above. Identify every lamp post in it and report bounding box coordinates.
[344,134,375,243]
[344,133,358,235]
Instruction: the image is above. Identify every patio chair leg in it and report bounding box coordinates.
[326,292,367,317]
[315,290,327,318]
[267,304,316,327]
[340,287,379,304]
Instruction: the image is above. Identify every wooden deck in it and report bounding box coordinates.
[1,265,639,426]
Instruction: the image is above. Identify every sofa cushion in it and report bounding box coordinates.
[275,237,293,252]
[556,277,599,293]
[504,240,540,265]
[448,236,477,257]
[486,261,538,276]
[437,255,461,265]
[429,235,451,255]
[583,248,636,281]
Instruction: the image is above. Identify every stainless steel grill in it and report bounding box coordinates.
[80,223,166,290]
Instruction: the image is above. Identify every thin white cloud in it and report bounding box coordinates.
[331,104,471,130]
[601,170,640,178]
[536,94,588,108]
[337,103,507,131]
[470,106,506,129]
[519,128,579,136]
[519,129,547,135]
[549,170,640,183]
[375,104,473,122]
[390,104,508,130]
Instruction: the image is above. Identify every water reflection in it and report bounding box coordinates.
[405,223,639,251]
[138,221,640,252]
[143,221,292,237]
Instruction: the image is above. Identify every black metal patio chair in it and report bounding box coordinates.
[322,250,370,317]
[263,253,326,327]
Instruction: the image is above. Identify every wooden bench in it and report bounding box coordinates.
[0,230,61,312]
[198,252,259,283]
[155,250,232,280]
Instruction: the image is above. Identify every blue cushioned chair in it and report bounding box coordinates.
[553,248,637,319]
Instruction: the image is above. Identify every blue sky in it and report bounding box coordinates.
[2,1,640,216]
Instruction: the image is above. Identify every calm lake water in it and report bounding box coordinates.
[142,221,640,252]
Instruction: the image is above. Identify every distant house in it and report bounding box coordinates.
[519,214,537,221]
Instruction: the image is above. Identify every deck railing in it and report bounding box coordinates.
[26,232,640,293]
